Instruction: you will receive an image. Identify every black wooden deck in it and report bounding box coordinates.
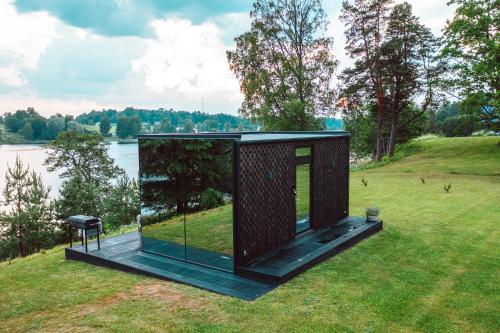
[238,217,383,283]
[65,232,276,300]
[141,237,233,271]
[65,216,382,300]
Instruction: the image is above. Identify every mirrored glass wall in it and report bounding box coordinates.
[139,138,234,271]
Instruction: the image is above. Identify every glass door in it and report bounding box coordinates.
[295,147,312,234]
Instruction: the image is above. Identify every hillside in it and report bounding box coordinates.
[1,137,499,333]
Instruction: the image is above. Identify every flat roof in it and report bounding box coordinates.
[138,131,350,143]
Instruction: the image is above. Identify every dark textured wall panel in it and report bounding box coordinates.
[236,137,350,266]
[311,137,349,229]
[237,142,295,266]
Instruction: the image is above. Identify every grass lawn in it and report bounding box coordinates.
[142,163,311,255]
[142,204,234,255]
[0,137,499,332]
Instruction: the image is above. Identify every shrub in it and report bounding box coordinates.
[440,115,479,137]
[200,188,225,210]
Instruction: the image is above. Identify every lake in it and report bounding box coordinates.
[0,142,139,199]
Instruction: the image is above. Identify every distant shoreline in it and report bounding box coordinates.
[0,138,138,145]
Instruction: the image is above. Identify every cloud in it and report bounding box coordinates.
[0,0,57,90]
[0,66,26,87]
[395,0,456,34]
[131,18,242,113]
[209,12,251,44]
[326,0,456,72]
[0,0,243,116]
[1,0,457,118]
[14,0,252,37]
[25,25,146,98]
[0,94,119,116]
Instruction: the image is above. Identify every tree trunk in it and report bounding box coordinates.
[18,223,24,257]
[374,99,384,161]
[375,119,383,161]
[176,199,183,215]
[386,123,397,157]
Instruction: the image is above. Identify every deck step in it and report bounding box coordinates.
[238,217,383,283]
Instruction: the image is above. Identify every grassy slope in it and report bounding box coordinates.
[1,137,499,333]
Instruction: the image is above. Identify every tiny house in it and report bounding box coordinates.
[138,131,381,282]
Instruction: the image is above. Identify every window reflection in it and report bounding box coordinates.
[139,138,234,271]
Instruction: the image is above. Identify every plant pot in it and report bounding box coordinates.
[366,215,379,222]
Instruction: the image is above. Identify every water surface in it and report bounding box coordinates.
[0,142,139,198]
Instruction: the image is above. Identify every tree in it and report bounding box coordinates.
[43,131,123,186]
[116,116,140,138]
[30,115,47,140]
[180,119,195,133]
[129,115,141,137]
[139,139,232,215]
[227,0,337,130]
[66,121,84,133]
[159,118,176,133]
[4,108,48,140]
[99,115,111,136]
[379,3,444,155]
[224,121,232,132]
[55,171,102,220]
[116,116,130,139]
[442,0,499,130]
[340,0,392,160]
[201,119,219,132]
[340,0,443,159]
[436,101,460,123]
[341,102,377,157]
[101,175,140,231]
[0,156,57,259]
[46,115,66,140]
[440,114,479,137]
[20,122,34,140]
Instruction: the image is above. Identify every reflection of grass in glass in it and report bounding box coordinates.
[296,164,310,221]
[142,205,233,255]
[295,147,311,157]
[142,215,185,247]
[142,169,311,256]
[186,205,233,256]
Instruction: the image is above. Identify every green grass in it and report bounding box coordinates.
[371,136,500,176]
[142,205,234,255]
[142,164,311,254]
[296,163,310,221]
[1,137,499,332]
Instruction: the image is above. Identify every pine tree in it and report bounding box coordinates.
[0,156,56,259]
[340,0,444,159]
[101,175,140,231]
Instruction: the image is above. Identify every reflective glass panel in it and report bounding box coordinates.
[138,138,234,271]
[296,163,311,233]
[295,147,311,157]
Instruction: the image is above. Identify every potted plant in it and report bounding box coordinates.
[365,207,380,222]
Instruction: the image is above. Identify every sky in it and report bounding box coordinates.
[0,0,455,117]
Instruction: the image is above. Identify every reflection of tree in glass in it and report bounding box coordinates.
[139,139,232,215]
